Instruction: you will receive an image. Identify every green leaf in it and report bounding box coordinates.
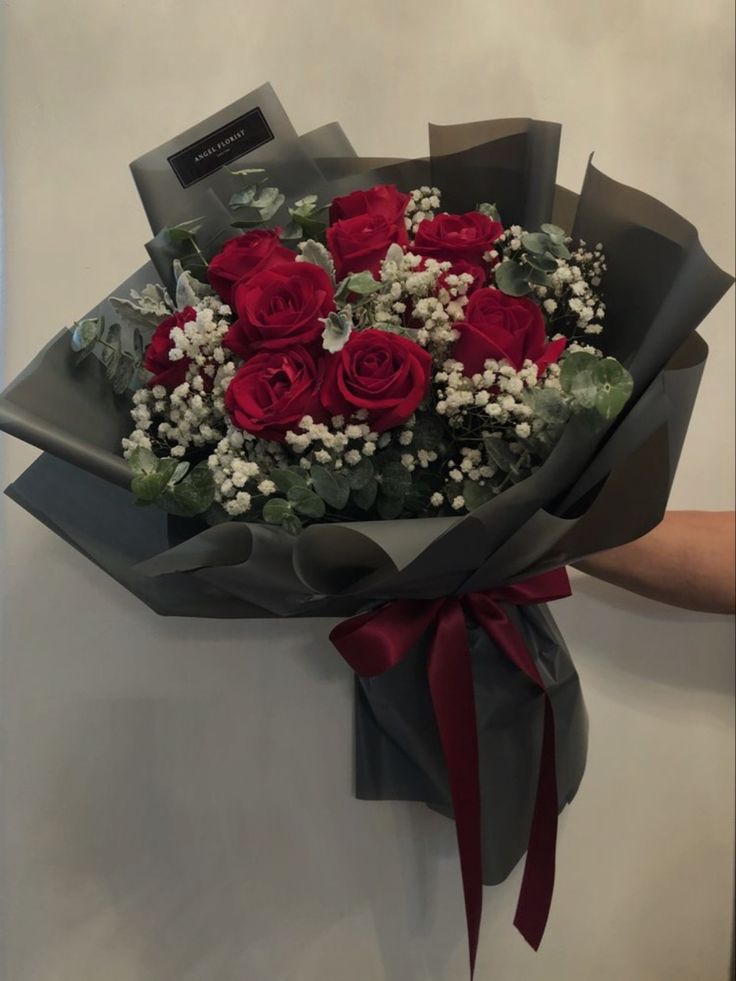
[476,202,501,222]
[379,461,412,498]
[523,387,570,426]
[130,457,178,502]
[483,435,522,474]
[158,462,215,518]
[593,358,634,420]
[462,479,497,511]
[559,351,600,409]
[133,328,145,364]
[166,218,205,244]
[298,239,335,280]
[377,492,405,520]
[521,232,552,255]
[128,447,158,474]
[310,465,350,509]
[287,485,326,519]
[70,318,101,353]
[227,167,265,179]
[346,271,382,295]
[527,266,552,287]
[541,223,567,242]
[131,472,167,502]
[281,221,304,241]
[111,354,135,395]
[411,414,446,452]
[263,498,293,525]
[494,260,531,297]
[343,456,375,490]
[352,480,378,511]
[270,468,309,494]
[524,251,558,274]
[101,323,122,380]
[282,512,303,536]
[252,187,285,220]
[230,186,258,209]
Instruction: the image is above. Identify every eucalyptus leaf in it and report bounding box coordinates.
[494,260,531,297]
[377,493,405,520]
[524,251,558,274]
[270,468,309,494]
[287,485,326,519]
[343,456,374,490]
[281,222,304,240]
[263,498,293,525]
[310,465,350,509]
[483,435,522,474]
[158,462,215,518]
[128,446,158,474]
[462,479,497,511]
[282,513,303,536]
[410,414,446,452]
[352,480,378,511]
[379,461,412,498]
[559,351,599,409]
[593,358,634,420]
[111,354,135,395]
[227,167,265,179]
[133,328,145,364]
[70,318,101,353]
[541,223,567,242]
[521,232,552,255]
[476,202,501,222]
[229,187,258,209]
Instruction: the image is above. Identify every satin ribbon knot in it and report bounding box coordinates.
[329,567,571,976]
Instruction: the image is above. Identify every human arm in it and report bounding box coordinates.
[573,511,736,614]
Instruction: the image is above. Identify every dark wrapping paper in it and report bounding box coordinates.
[1,95,732,900]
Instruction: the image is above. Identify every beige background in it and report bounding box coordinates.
[1,2,734,979]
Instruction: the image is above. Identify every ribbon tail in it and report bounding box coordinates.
[426,599,483,977]
[513,696,558,949]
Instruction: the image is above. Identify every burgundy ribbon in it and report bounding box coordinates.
[329,568,571,976]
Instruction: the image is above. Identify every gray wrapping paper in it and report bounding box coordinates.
[1,94,732,893]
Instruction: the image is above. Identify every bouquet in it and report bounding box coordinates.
[1,84,732,975]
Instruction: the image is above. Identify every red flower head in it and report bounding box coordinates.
[321,329,432,432]
[207,229,295,308]
[452,288,566,376]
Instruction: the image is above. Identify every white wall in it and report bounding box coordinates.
[1,2,733,979]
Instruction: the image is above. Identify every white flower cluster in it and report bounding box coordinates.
[375,249,462,352]
[123,296,234,461]
[404,186,441,234]
[207,425,286,516]
[532,238,607,337]
[284,413,382,467]
[434,357,539,427]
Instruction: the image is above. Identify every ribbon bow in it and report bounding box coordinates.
[329,568,571,976]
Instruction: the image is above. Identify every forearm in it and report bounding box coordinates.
[574,511,736,614]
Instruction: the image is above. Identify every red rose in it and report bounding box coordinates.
[223,261,335,357]
[413,211,504,266]
[327,213,407,282]
[452,287,566,375]
[144,306,197,390]
[224,346,324,442]
[321,328,432,431]
[207,230,295,307]
[329,184,410,233]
